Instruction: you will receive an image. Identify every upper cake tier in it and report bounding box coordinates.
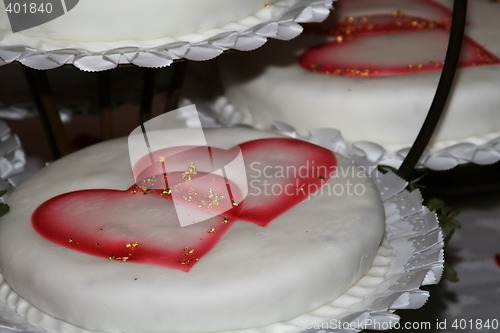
[215,0,500,169]
[0,0,332,71]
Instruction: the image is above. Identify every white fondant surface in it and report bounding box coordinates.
[0,128,385,333]
[216,0,500,151]
[0,0,278,51]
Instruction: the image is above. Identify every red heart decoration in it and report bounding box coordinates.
[32,138,337,271]
[299,0,500,77]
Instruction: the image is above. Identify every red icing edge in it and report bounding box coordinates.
[32,138,337,271]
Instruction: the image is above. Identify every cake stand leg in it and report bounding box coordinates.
[23,67,72,158]
[164,61,188,113]
[139,68,157,124]
[98,71,113,140]
[397,0,467,179]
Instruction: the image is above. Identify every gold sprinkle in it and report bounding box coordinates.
[159,156,165,163]
[208,228,216,234]
[183,247,195,256]
[126,242,139,249]
[309,62,323,71]
[223,217,230,224]
[182,162,198,181]
[199,188,224,208]
[318,175,326,182]
[68,238,73,243]
[109,256,130,262]
[392,10,402,17]
[180,247,198,265]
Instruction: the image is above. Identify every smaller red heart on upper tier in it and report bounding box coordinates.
[299,9,500,77]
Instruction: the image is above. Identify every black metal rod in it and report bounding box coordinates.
[23,66,72,158]
[139,68,157,124]
[98,70,113,140]
[164,60,188,113]
[397,0,468,179]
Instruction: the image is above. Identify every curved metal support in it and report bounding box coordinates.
[397,0,468,179]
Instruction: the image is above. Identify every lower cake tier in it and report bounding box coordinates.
[0,128,385,333]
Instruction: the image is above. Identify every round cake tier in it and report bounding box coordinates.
[213,0,500,170]
[0,127,443,333]
[0,0,332,71]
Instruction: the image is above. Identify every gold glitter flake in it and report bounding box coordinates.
[180,258,199,265]
[182,162,198,181]
[109,252,137,262]
[222,217,230,224]
[183,247,195,256]
[126,242,139,249]
[109,256,130,262]
[182,188,198,203]
[180,247,199,266]
[199,188,224,208]
[208,228,216,234]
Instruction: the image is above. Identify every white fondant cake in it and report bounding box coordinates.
[0,127,385,333]
[0,0,333,70]
[1,0,279,51]
[215,0,500,154]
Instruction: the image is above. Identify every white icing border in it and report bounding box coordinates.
[0,0,333,72]
[0,142,443,333]
[274,121,500,171]
[212,96,500,170]
[0,120,26,202]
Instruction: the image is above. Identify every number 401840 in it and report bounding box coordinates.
[452,319,499,330]
[5,2,53,14]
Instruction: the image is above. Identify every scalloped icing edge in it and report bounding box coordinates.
[213,95,500,171]
[0,0,333,72]
[0,120,27,202]
[0,158,443,333]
